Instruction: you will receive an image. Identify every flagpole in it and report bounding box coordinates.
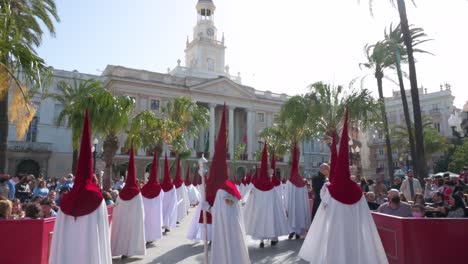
[198,155,208,264]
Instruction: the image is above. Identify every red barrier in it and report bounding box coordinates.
[0,205,114,264]
[372,213,468,264]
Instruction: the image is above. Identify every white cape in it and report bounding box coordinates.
[285,181,311,235]
[299,185,388,264]
[243,186,289,240]
[142,193,164,242]
[162,186,178,229]
[111,193,146,256]
[187,202,212,241]
[210,189,250,264]
[49,201,112,264]
[175,185,189,222]
[186,184,201,206]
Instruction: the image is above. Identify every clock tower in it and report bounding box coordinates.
[185,0,226,75]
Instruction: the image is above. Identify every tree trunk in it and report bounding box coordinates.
[375,68,394,183]
[102,133,120,191]
[71,149,78,174]
[396,0,426,184]
[0,74,9,173]
[394,48,417,175]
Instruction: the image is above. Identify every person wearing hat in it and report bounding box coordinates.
[284,143,312,240]
[141,151,164,245]
[49,111,112,264]
[299,109,387,264]
[204,104,250,263]
[173,158,189,223]
[111,145,146,258]
[244,142,289,248]
[161,154,178,233]
[400,169,422,202]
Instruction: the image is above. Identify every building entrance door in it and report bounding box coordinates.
[16,159,40,177]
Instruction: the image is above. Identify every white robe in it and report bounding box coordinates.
[299,185,388,264]
[210,189,250,264]
[111,193,146,257]
[162,186,178,229]
[243,186,289,240]
[187,202,213,242]
[285,181,311,235]
[186,184,201,206]
[142,193,163,242]
[175,185,189,222]
[49,201,112,264]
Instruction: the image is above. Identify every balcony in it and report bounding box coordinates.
[8,141,52,152]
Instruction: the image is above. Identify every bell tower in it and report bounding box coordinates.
[185,0,226,75]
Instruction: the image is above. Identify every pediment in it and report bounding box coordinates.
[189,78,253,98]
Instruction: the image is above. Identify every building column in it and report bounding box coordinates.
[228,106,235,159]
[246,109,255,160]
[209,103,216,158]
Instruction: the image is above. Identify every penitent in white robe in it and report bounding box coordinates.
[142,193,164,242]
[49,201,112,264]
[187,202,212,242]
[111,193,146,257]
[210,189,250,264]
[186,184,201,206]
[299,185,388,264]
[243,186,289,240]
[162,186,178,229]
[175,185,189,222]
[285,181,311,235]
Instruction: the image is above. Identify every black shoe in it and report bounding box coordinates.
[121,255,128,259]
[176,221,180,224]
[259,241,265,248]
[295,234,301,239]
[288,232,295,240]
[271,240,278,246]
[165,228,170,233]
[208,241,212,246]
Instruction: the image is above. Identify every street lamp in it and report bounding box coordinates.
[93,138,99,173]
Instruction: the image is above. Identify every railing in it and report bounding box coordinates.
[8,141,52,152]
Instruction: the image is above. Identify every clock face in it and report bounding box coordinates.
[206,28,214,36]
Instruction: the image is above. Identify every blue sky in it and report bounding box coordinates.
[37,0,468,108]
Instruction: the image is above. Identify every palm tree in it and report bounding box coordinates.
[0,0,59,172]
[365,0,427,187]
[47,79,103,172]
[383,23,433,181]
[259,125,289,159]
[358,41,396,179]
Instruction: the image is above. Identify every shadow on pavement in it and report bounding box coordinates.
[147,243,205,264]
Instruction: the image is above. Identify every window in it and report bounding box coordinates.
[257,113,265,122]
[273,114,279,123]
[54,104,64,124]
[434,122,440,133]
[150,99,160,111]
[378,148,384,156]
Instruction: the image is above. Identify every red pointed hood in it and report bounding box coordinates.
[206,104,241,206]
[253,142,275,191]
[185,165,192,186]
[241,173,248,185]
[173,158,184,188]
[246,173,252,184]
[289,143,306,187]
[141,150,162,199]
[271,152,281,187]
[327,109,363,204]
[119,144,140,201]
[329,133,338,183]
[161,154,174,192]
[60,110,103,217]
[193,169,200,186]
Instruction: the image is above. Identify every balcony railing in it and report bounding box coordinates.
[8,141,52,152]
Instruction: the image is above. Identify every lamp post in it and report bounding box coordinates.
[448,102,468,139]
[93,138,99,174]
[198,154,208,264]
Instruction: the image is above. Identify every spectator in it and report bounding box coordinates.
[356,175,369,192]
[65,174,74,189]
[40,198,57,218]
[111,190,119,202]
[425,192,446,218]
[112,176,125,190]
[15,177,32,202]
[441,179,454,203]
[446,192,466,218]
[55,177,67,191]
[435,177,445,193]
[32,180,49,200]
[367,179,376,193]
[55,187,71,206]
[399,193,408,203]
[24,203,42,219]
[11,198,25,219]
[0,199,12,219]
[8,175,19,200]
[423,178,436,202]
[400,170,422,202]
[103,191,114,206]
[391,177,402,190]
[377,189,413,217]
[0,176,10,198]
[413,193,426,206]
[374,180,387,204]
[365,192,380,211]
[411,205,425,218]
[47,190,57,203]
[460,166,468,184]
[453,177,466,193]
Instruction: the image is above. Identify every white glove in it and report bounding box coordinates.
[201,201,210,211]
